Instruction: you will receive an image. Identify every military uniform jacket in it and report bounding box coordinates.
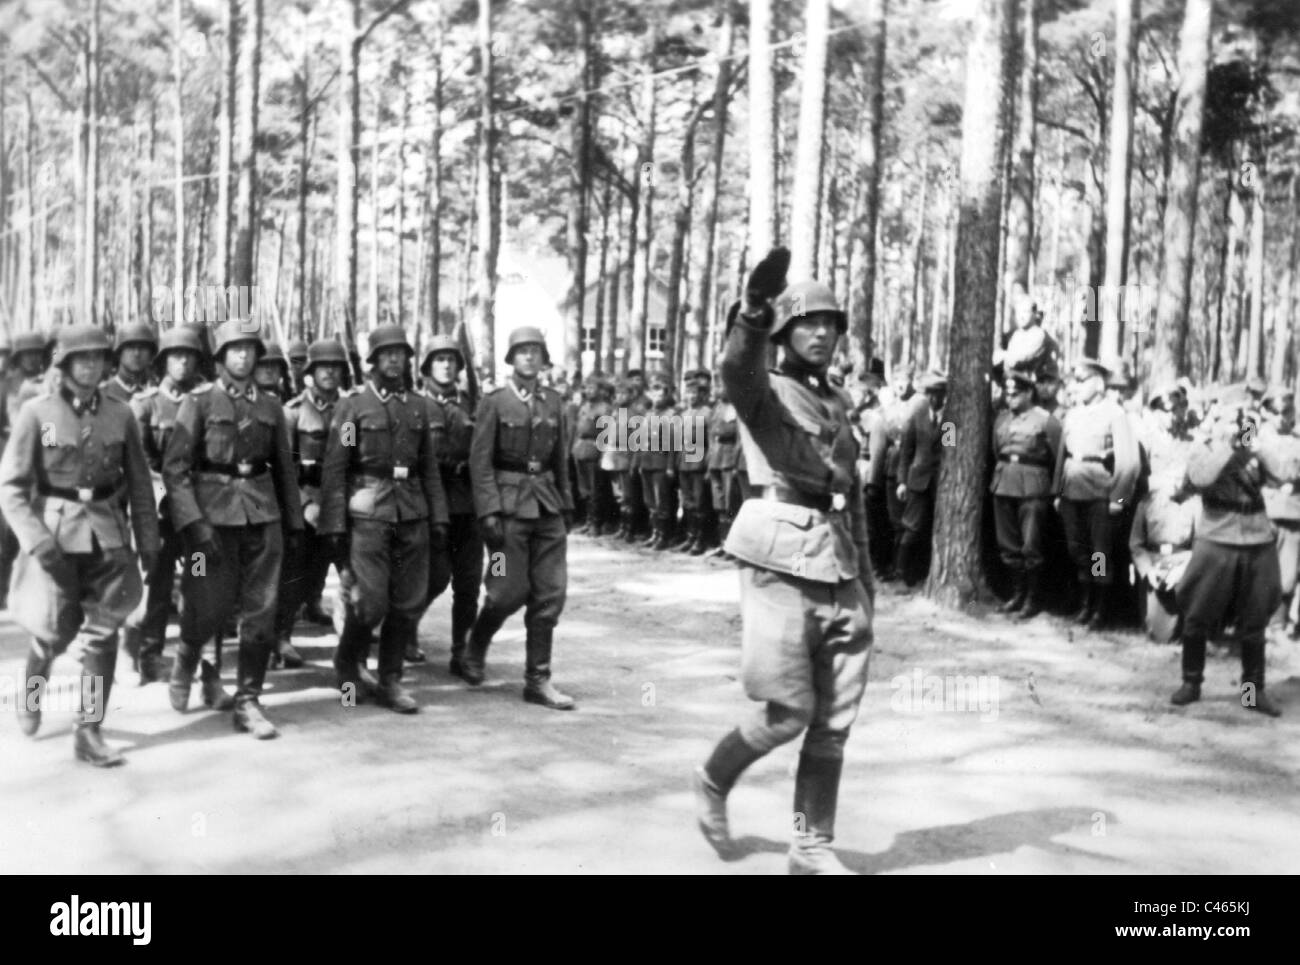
[132,376,195,505]
[626,394,651,472]
[990,405,1061,498]
[866,405,903,488]
[425,384,476,517]
[285,387,339,514]
[163,377,304,533]
[721,313,869,584]
[1129,490,1198,582]
[319,381,448,534]
[571,400,610,463]
[1257,425,1300,523]
[0,386,160,558]
[639,402,678,472]
[1053,397,1140,503]
[706,401,739,471]
[101,374,151,407]
[1174,441,1274,546]
[899,396,945,493]
[3,373,46,445]
[678,402,712,473]
[470,376,573,520]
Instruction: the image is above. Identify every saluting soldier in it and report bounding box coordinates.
[419,334,483,675]
[705,374,739,558]
[896,371,948,587]
[695,260,872,875]
[319,325,449,713]
[273,339,351,668]
[991,366,1062,619]
[124,326,209,688]
[460,326,576,710]
[102,322,158,406]
[0,325,160,767]
[1052,358,1140,629]
[674,369,714,554]
[162,320,304,739]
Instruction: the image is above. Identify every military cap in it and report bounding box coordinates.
[503,326,551,366]
[212,319,267,361]
[919,370,948,393]
[259,342,290,374]
[1036,357,1061,381]
[153,326,206,374]
[647,369,673,389]
[1004,366,1037,391]
[684,368,711,386]
[11,331,46,357]
[304,339,349,373]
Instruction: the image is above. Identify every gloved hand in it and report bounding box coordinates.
[33,540,75,586]
[324,533,350,564]
[430,523,449,552]
[482,514,506,551]
[183,521,221,567]
[744,246,791,312]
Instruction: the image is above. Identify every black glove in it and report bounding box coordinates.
[482,514,506,551]
[324,533,350,564]
[430,523,449,552]
[183,521,221,567]
[744,246,791,311]
[34,541,75,586]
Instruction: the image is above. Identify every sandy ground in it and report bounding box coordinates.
[1,533,1298,875]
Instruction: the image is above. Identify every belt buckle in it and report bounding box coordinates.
[1159,543,1173,556]
[301,459,317,467]
[237,462,253,477]
[77,487,95,502]
[830,493,847,512]
[526,459,542,474]
[393,466,410,481]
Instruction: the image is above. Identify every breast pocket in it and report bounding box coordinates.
[358,416,389,462]
[44,440,82,478]
[498,416,530,457]
[101,440,125,478]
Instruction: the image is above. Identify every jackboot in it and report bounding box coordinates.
[640,523,662,548]
[669,513,696,552]
[1072,583,1095,625]
[619,510,637,543]
[376,674,419,714]
[694,728,767,860]
[689,515,713,555]
[274,632,305,669]
[522,626,575,710]
[1241,638,1282,717]
[1016,569,1044,620]
[199,659,235,711]
[232,697,279,739]
[16,643,53,737]
[999,572,1027,614]
[788,753,854,875]
[138,641,167,685]
[1172,635,1206,706]
[461,609,505,686]
[300,599,333,626]
[74,647,124,768]
[168,642,202,712]
[706,514,732,558]
[1086,585,1109,631]
[333,618,378,699]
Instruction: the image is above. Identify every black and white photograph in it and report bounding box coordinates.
[0,0,1297,892]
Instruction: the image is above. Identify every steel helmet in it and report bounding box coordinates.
[259,342,290,374]
[420,335,466,376]
[365,324,414,363]
[286,338,309,363]
[11,331,46,358]
[114,321,159,357]
[54,324,113,370]
[771,280,847,340]
[153,326,206,375]
[504,326,550,365]
[212,319,267,362]
[305,339,349,374]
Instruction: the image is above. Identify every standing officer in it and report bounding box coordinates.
[608,377,638,540]
[0,324,160,766]
[319,324,449,714]
[102,323,158,406]
[1129,459,1197,643]
[125,327,209,688]
[420,334,483,676]
[1052,358,1140,629]
[162,320,304,738]
[705,374,739,558]
[274,339,351,668]
[694,257,872,876]
[638,371,678,550]
[460,326,575,710]
[990,366,1062,619]
[896,371,947,587]
[675,369,714,554]
[569,374,610,537]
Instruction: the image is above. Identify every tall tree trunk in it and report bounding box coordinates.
[606,185,623,375]
[392,73,409,327]
[928,0,1019,608]
[593,175,612,374]
[23,81,38,329]
[664,105,705,379]
[1272,174,1297,387]
[1003,0,1037,313]
[473,0,500,377]
[788,0,829,279]
[368,116,380,329]
[628,27,659,373]
[172,0,186,326]
[563,0,595,377]
[425,8,444,335]
[142,100,155,323]
[231,0,261,302]
[216,0,237,289]
[336,0,361,343]
[1099,0,1138,361]
[1245,145,1265,379]
[851,0,886,366]
[908,152,929,369]
[748,0,777,254]
[929,183,950,369]
[294,53,312,340]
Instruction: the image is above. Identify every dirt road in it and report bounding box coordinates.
[2,534,1298,874]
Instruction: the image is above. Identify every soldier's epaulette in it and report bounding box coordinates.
[190,382,214,394]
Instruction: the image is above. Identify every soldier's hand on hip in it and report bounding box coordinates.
[482,514,506,550]
[430,523,449,552]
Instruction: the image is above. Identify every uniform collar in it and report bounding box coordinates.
[115,373,146,394]
[60,384,101,415]
[509,375,539,402]
[160,375,191,398]
[429,381,461,404]
[368,379,406,403]
[220,375,258,401]
[777,357,830,394]
[307,387,339,409]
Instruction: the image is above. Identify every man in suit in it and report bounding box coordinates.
[895,371,948,587]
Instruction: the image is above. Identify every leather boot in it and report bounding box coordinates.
[275,632,305,669]
[377,674,419,714]
[619,509,637,543]
[1086,585,1108,631]
[999,572,1027,614]
[1072,583,1095,625]
[1172,635,1206,706]
[694,729,767,860]
[1017,569,1044,620]
[16,643,53,737]
[1241,638,1282,716]
[168,643,202,712]
[523,626,575,710]
[301,599,332,626]
[640,522,661,547]
[74,647,125,768]
[670,513,696,551]
[200,659,235,711]
[788,753,854,875]
[1170,680,1201,705]
[706,514,731,558]
[333,618,378,698]
[138,641,167,685]
[461,609,505,686]
[689,515,713,555]
[233,697,279,739]
[122,625,143,671]
[404,640,427,663]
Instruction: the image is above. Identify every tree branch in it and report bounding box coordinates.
[358,0,412,48]
[23,55,75,112]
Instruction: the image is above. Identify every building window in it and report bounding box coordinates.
[647,326,665,356]
[582,327,596,352]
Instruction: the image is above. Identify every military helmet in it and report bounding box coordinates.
[504,326,551,365]
[771,280,847,340]
[366,324,414,363]
[259,341,289,374]
[305,339,349,374]
[11,331,46,358]
[286,338,309,363]
[54,324,113,370]
[114,321,159,356]
[420,334,466,376]
[212,319,267,362]
[153,326,205,375]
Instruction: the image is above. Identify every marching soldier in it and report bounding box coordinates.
[460,326,576,710]
[1052,358,1140,630]
[124,327,209,687]
[0,325,160,766]
[694,258,873,875]
[674,369,714,554]
[274,339,351,668]
[102,323,158,406]
[570,374,610,536]
[705,374,740,558]
[162,320,304,738]
[991,366,1062,619]
[896,371,948,587]
[419,334,483,675]
[319,325,449,713]
[1170,400,1283,716]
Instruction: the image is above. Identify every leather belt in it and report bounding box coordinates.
[1203,495,1265,514]
[759,486,834,513]
[998,453,1051,468]
[38,481,123,503]
[355,465,413,482]
[495,458,545,475]
[198,459,268,478]
[1065,450,1114,472]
